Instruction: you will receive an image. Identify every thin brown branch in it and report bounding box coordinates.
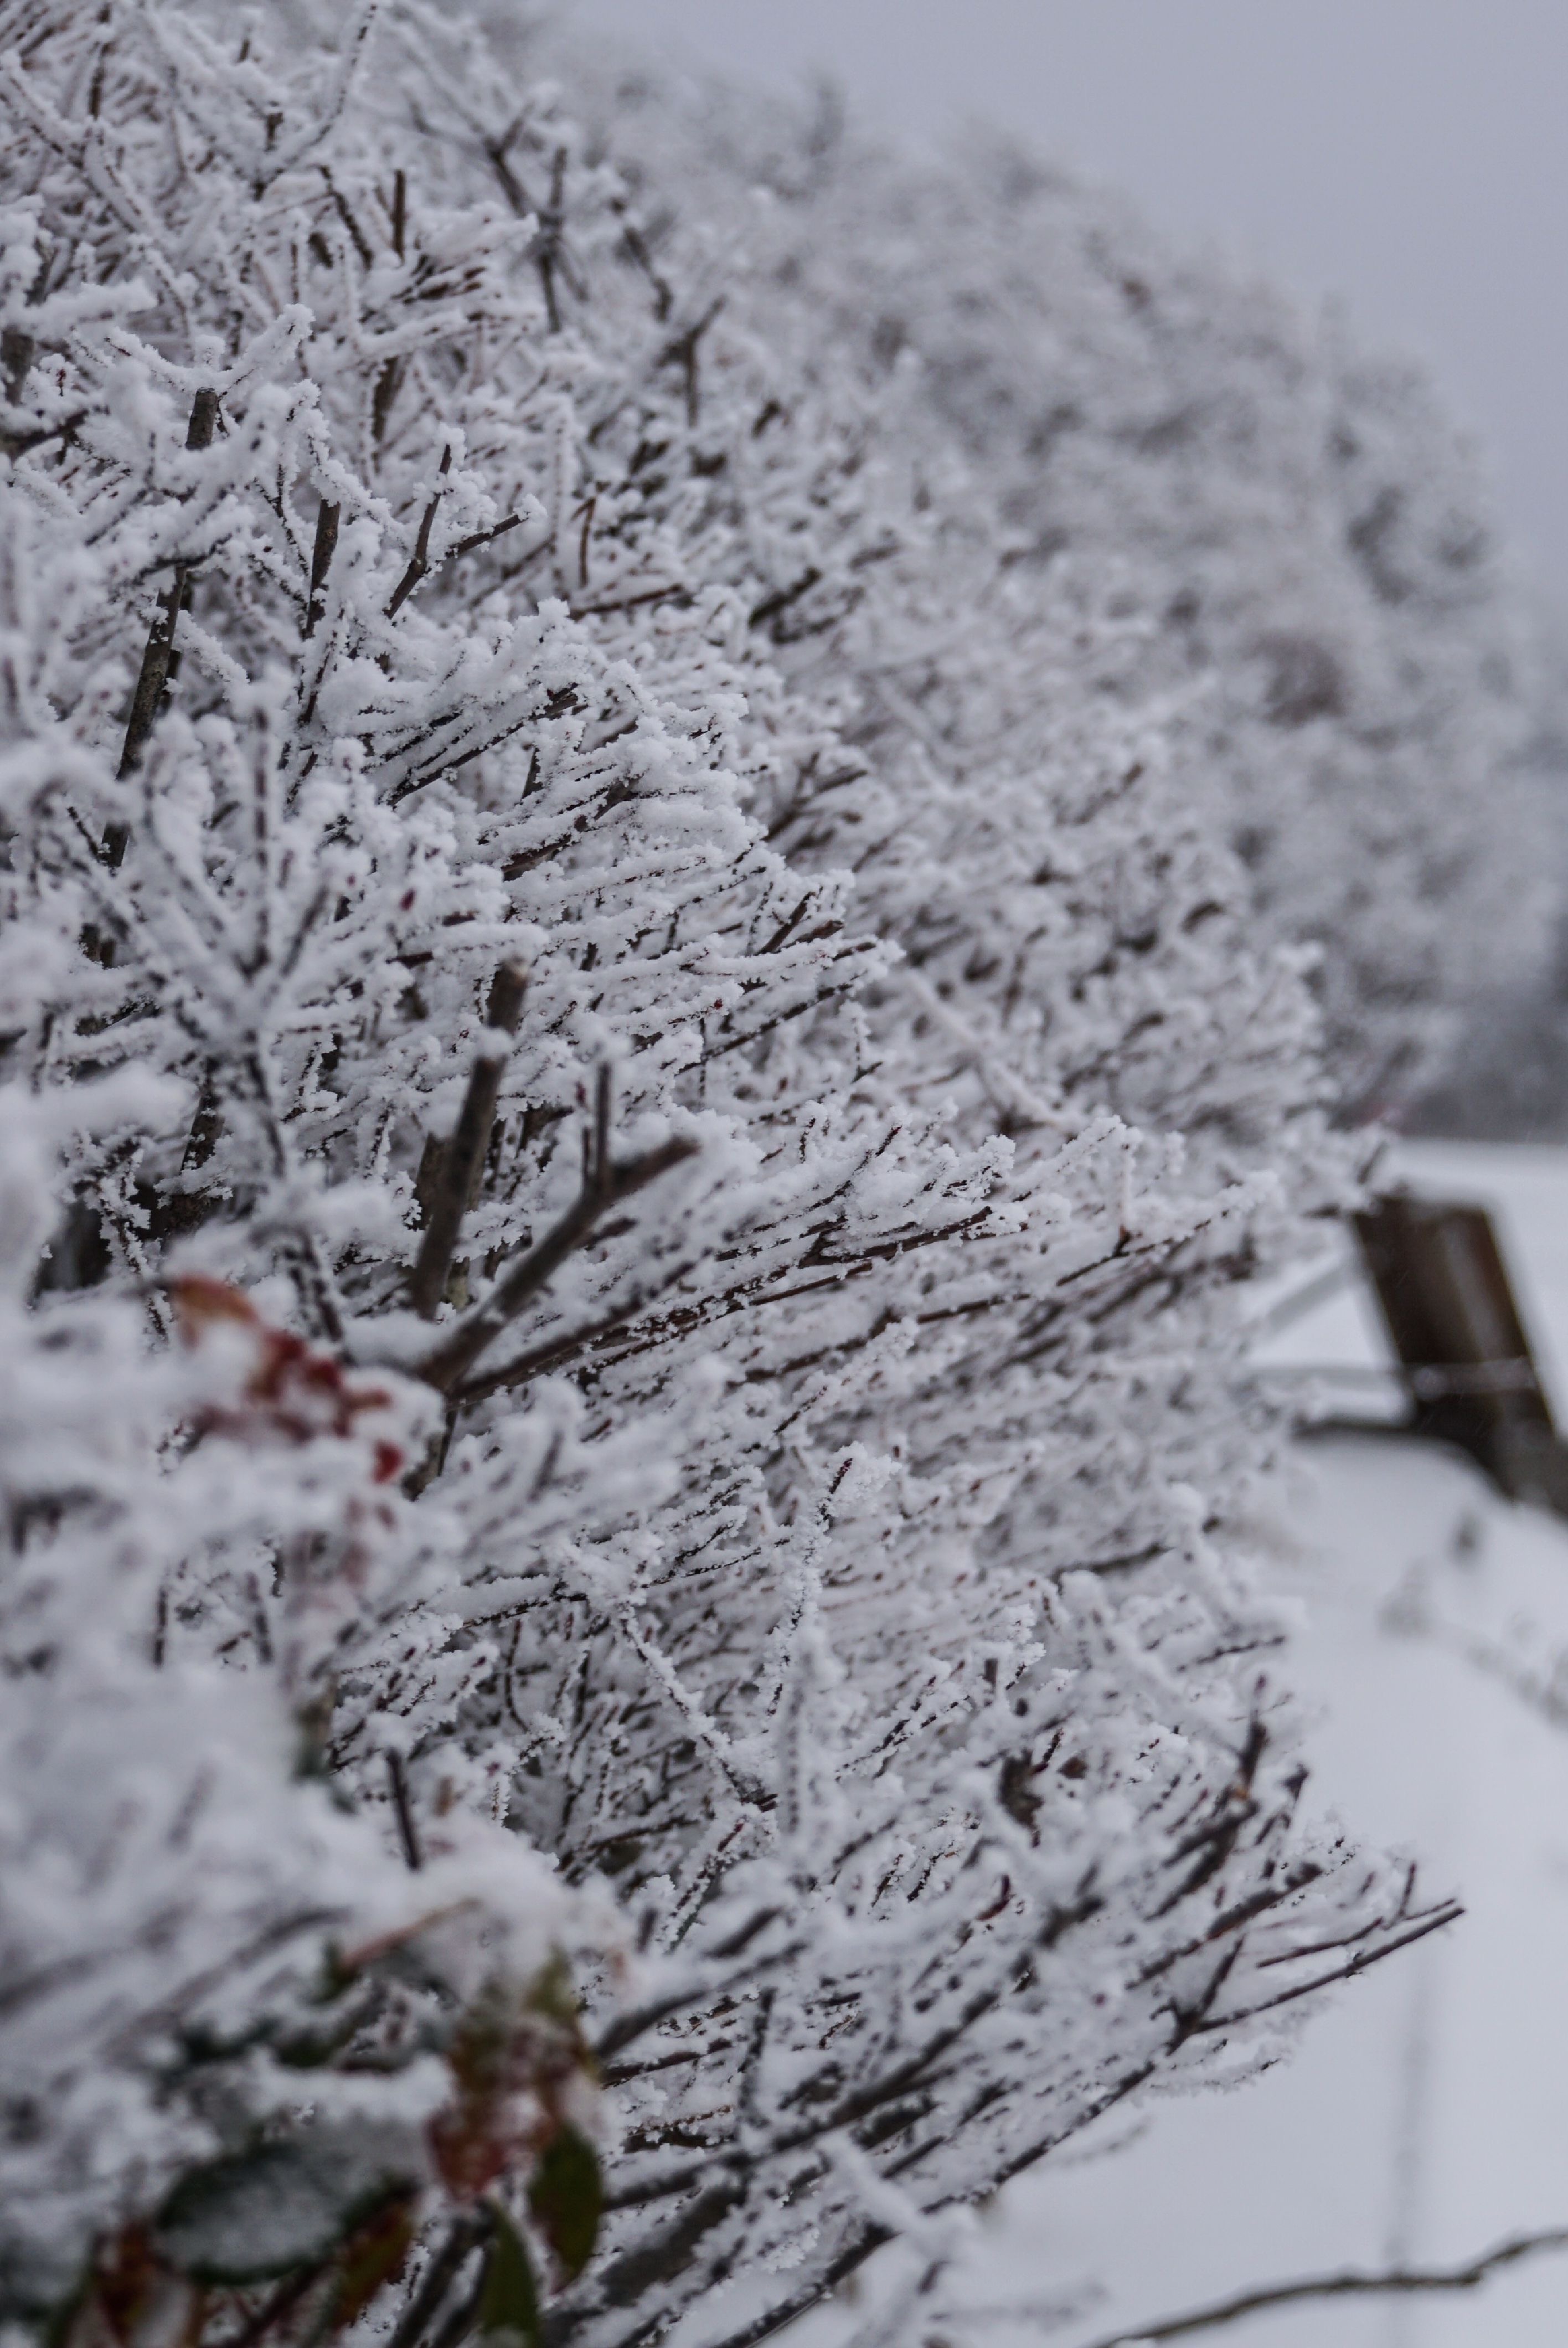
[372,352,405,449]
[302,497,339,638]
[384,2216,488,2348]
[426,2269,485,2348]
[1075,2226,1568,2348]
[107,385,220,866]
[483,122,529,218]
[221,2259,324,2348]
[537,146,568,332]
[658,296,725,429]
[441,510,527,564]
[415,1074,697,1396]
[0,408,86,459]
[450,1266,695,1407]
[452,1199,994,1404]
[750,566,821,632]
[385,1749,423,1872]
[1,323,33,404]
[571,580,685,621]
[615,204,674,321]
[386,444,451,616]
[408,960,528,1320]
[591,1059,611,1185]
[244,1048,345,1347]
[386,511,533,628]
[324,171,373,269]
[1194,1897,1462,2032]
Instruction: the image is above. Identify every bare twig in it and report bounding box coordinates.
[245,1047,346,1347]
[1074,2226,1568,2348]
[1,322,33,404]
[384,2215,489,2348]
[450,1264,695,1405]
[658,296,724,429]
[483,120,529,217]
[427,2271,486,2348]
[536,146,568,332]
[441,511,528,564]
[749,564,821,632]
[221,2259,324,2348]
[415,1066,697,1396]
[615,203,674,321]
[386,509,533,621]
[302,497,339,638]
[409,960,528,1319]
[0,408,86,460]
[323,169,373,270]
[106,385,220,865]
[372,352,405,449]
[386,444,451,616]
[483,136,577,328]
[385,1749,423,1872]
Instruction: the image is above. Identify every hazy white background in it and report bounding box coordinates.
[559,0,1568,606]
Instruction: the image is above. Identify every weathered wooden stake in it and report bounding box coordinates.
[1353,1192,1568,1513]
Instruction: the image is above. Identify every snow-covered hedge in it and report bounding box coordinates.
[0,7,1447,2346]
[539,40,1565,1113]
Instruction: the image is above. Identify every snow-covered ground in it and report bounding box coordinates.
[1007,1141,1568,2346]
[808,1144,1568,2346]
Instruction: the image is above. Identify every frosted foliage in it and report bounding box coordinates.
[539,44,1564,1111]
[0,1083,591,2325]
[0,8,1448,2348]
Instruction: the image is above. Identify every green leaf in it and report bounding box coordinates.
[478,2210,541,2348]
[155,2132,415,2284]
[527,2126,602,2284]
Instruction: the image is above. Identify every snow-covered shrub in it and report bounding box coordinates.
[0,6,1450,2345]
[540,45,1565,1113]
[0,1081,599,2334]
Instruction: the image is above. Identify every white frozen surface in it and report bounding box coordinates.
[1033,1140,1568,2344]
[805,1142,1568,2344]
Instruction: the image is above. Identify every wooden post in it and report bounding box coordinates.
[1352,1193,1568,1512]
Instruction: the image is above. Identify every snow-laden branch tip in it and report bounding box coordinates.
[1075,2225,1568,2348]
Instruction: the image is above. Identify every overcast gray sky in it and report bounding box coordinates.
[563,0,1568,606]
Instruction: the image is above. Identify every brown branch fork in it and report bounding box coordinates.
[408,960,529,1320]
[409,1018,697,1399]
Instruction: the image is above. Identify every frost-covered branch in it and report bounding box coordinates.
[1075,2225,1568,2348]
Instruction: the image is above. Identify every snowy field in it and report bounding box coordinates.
[807,1144,1568,2347]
